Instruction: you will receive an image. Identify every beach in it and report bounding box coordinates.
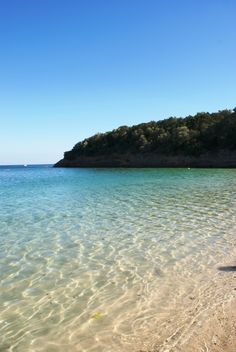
[165,275,236,352]
[135,261,236,352]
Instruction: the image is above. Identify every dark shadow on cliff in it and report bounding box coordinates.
[218,266,236,272]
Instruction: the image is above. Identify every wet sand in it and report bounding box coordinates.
[136,266,236,352]
[181,296,236,352]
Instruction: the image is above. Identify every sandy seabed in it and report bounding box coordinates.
[136,269,236,352]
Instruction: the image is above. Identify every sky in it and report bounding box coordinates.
[0,0,235,164]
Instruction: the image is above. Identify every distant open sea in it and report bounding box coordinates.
[1,165,236,351]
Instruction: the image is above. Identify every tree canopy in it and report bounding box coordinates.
[64,108,236,160]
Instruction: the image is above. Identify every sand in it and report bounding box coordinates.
[133,266,236,352]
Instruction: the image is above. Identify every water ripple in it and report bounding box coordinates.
[0,167,236,351]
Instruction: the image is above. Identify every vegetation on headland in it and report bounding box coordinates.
[61,108,236,162]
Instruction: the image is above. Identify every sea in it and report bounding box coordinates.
[0,165,236,351]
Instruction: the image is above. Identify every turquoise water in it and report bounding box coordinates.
[0,166,236,351]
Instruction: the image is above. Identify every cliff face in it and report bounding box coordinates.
[54,151,236,168]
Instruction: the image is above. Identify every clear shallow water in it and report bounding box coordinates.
[0,166,236,351]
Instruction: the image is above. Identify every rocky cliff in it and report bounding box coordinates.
[55,151,236,168]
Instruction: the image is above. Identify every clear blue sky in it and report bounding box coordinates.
[0,0,235,164]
